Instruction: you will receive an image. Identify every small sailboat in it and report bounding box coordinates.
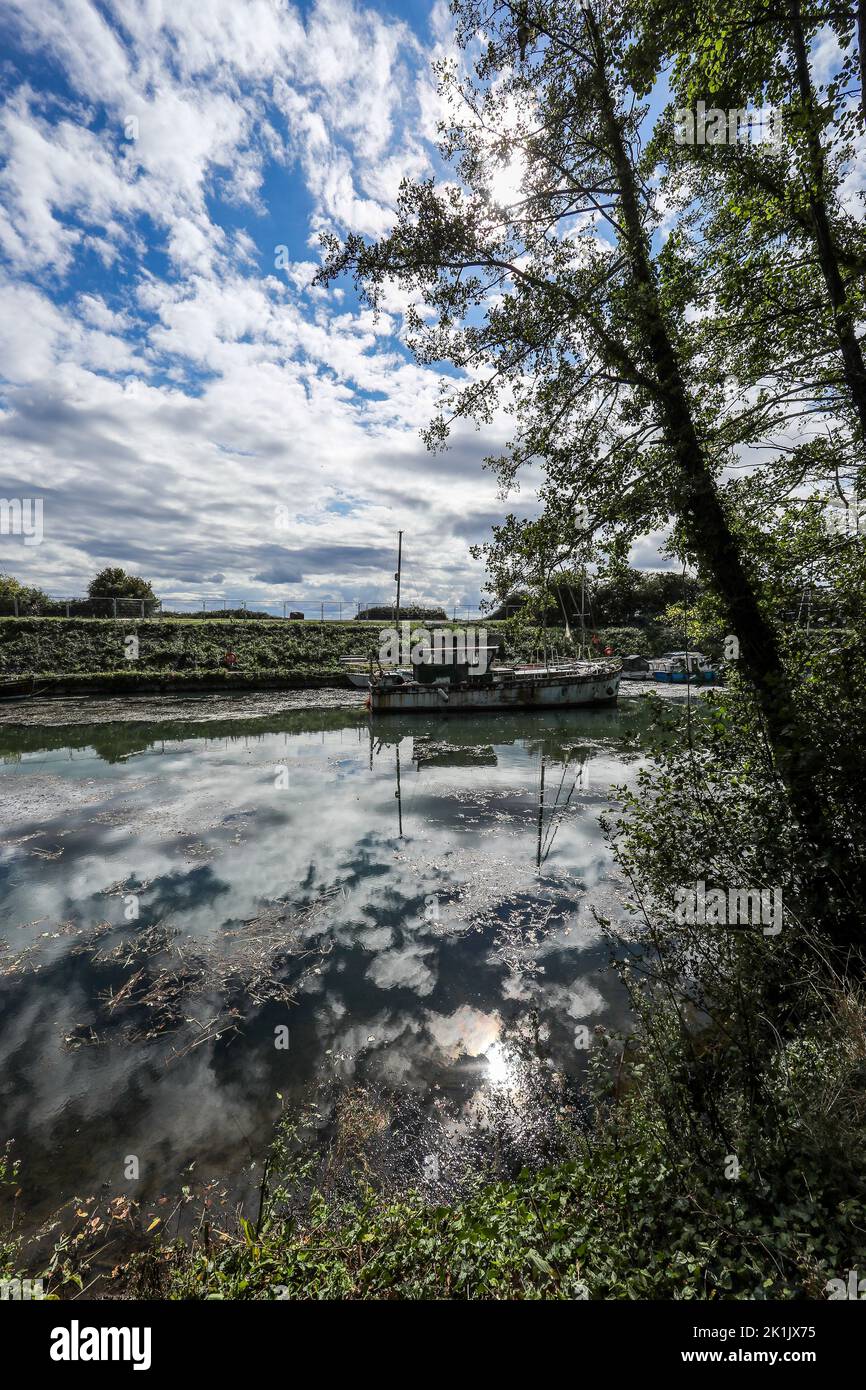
[340,655,412,688]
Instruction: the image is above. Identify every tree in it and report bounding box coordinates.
[87,568,156,600]
[644,0,866,469]
[0,573,51,614]
[355,604,448,621]
[319,0,859,944]
[590,568,700,625]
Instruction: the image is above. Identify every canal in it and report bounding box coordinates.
[0,692,677,1232]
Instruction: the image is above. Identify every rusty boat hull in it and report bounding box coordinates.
[370,663,621,714]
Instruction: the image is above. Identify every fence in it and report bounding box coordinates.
[0,594,489,622]
[0,595,160,619]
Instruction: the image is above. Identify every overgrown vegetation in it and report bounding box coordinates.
[0,617,388,682]
[0,616,682,686]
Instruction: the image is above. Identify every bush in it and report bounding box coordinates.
[117,990,866,1301]
[356,605,449,621]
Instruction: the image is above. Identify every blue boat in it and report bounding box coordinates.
[647,651,717,684]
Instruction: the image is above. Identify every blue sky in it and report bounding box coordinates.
[0,3,857,614]
[1,0,538,612]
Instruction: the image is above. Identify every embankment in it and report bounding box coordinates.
[0,617,673,695]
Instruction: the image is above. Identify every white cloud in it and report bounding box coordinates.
[0,1,519,605]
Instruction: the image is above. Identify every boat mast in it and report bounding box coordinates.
[553,562,572,642]
[536,755,546,870]
[579,567,588,659]
[394,530,403,626]
[580,570,585,650]
[542,574,546,668]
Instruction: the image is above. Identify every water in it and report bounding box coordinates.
[0,697,657,1230]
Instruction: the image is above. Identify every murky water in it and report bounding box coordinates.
[0,696,663,1230]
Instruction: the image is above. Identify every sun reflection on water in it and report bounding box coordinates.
[483,1040,518,1091]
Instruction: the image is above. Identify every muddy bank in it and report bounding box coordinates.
[0,679,710,730]
[0,686,368,727]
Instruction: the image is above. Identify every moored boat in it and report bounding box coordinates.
[340,655,411,688]
[370,652,621,714]
[647,650,718,683]
[619,654,650,680]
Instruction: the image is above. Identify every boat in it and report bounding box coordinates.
[363,543,620,712]
[647,651,718,683]
[339,655,411,689]
[618,654,651,680]
[369,649,621,714]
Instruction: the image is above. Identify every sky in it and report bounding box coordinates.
[1,0,554,615]
[2,3,850,617]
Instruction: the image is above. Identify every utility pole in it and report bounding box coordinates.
[394,530,403,626]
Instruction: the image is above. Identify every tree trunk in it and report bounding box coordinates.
[584,7,856,949]
[787,0,866,447]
